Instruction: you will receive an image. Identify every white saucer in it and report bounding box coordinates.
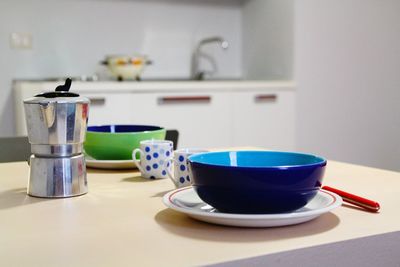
[162,187,342,228]
[85,157,137,170]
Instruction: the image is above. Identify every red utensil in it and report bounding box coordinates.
[322,186,380,212]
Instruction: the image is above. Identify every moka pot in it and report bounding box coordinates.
[23,78,90,198]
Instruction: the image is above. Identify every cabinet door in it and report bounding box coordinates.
[127,92,232,149]
[231,90,295,150]
[82,93,134,126]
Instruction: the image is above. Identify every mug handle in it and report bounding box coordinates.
[164,157,179,188]
[132,148,145,174]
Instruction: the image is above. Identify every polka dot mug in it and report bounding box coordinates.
[132,140,174,179]
[165,148,208,188]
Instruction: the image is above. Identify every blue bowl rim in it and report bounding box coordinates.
[87,124,165,134]
[188,150,327,170]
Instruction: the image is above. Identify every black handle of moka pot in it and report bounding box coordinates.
[35,78,79,98]
[55,78,72,92]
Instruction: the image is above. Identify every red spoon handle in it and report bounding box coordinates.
[322,186,380,212]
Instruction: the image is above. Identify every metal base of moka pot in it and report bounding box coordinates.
[28,153,88,198]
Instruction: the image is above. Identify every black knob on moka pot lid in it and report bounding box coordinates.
[35,78,79,98]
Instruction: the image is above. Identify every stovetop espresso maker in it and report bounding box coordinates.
[24,78,90,198]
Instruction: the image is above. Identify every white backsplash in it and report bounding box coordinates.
[0,0,242,135]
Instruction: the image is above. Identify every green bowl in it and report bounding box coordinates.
[84,125,166,160]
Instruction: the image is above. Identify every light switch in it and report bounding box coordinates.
[10,32,32,49]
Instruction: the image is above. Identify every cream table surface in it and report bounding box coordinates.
[0,156,399,267]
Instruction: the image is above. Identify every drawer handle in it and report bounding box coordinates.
[255,94,277,102]
[88,97,106,106]
[158,96,211,104]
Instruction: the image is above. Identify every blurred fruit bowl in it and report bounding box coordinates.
[101,55,152,81]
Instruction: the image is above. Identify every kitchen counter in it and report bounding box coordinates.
[13,79,295,93]
[13,81,296,150]
[0,152,399,266]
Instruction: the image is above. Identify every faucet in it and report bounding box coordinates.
[191,36,229,80]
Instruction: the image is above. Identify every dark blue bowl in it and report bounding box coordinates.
[188,151,326,214]
[87,125,163,133]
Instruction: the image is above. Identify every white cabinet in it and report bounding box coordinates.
[13,81,296,150]
[88,91,232,148]
[231,90,295,150]
[84,93,134,126]
[129,92,231,148]
[83,90,294,150]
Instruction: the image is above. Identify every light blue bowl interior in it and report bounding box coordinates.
[188,151,326,168]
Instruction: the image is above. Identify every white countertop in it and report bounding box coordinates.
[14,80,295,93]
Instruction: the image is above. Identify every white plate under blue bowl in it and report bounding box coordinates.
[163,187,342,228]
[85,155,137,170]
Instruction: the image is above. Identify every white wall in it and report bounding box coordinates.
[0,0,242,136]
[295,0,400,171]
[242,0,293,80]
[242,0,399,171]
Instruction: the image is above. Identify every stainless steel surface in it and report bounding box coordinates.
[140,77,241,82]
[24,97,89,145]
[28,154,88,198]
[24,81,90,198]
[31,144,83,157]
[191,36,229,80]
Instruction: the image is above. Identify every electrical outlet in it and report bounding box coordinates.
[10,32,32,49]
